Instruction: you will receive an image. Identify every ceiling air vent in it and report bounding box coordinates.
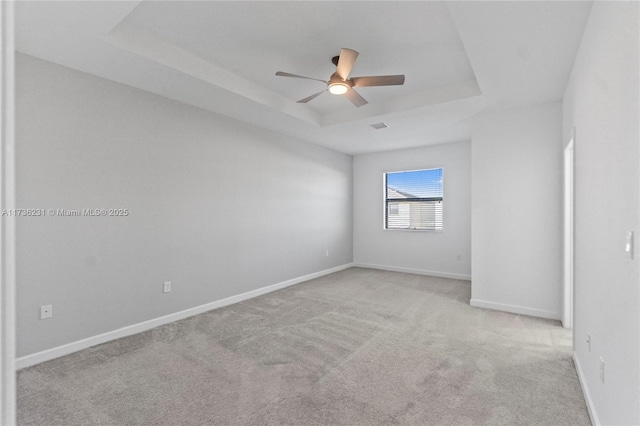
[369,122,389,130]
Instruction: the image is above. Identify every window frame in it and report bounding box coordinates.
[383,167,444,232]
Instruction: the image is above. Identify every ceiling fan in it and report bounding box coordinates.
[275,48,405,107]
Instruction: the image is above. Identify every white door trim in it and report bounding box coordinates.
[563,131,575,330]
[0,1,17,424]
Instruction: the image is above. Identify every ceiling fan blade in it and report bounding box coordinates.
[297,90,326,103]
[276,71,328,84]
[352,75,405,87]
[344,88,368,107]
[336,48,359,81]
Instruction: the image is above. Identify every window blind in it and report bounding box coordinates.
[385,168,443,231]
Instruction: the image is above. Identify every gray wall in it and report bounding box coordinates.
[563,2,639,424]
[353,142,471,279]
[15,54,353,357]
[471,102,563,319]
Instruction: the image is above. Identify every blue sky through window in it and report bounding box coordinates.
[386,168,443,198]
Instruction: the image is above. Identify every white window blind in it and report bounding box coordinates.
[385,168,443,231]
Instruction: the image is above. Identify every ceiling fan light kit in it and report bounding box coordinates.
[328,83,349,95]
[276,48,405,107]
[328,73,351,95]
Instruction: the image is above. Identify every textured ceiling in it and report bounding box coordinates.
[121,1,476,116]
[15,1,593,155]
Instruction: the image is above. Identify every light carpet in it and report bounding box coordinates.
[17,267,590,425]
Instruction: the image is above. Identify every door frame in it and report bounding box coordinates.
[563,131,575,330]
[0,1,17,423]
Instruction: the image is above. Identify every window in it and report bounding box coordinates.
[384,168,443,231]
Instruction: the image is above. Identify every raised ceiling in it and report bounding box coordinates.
[15,1,593,155]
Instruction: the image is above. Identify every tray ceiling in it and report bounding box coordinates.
[15,1,593,154]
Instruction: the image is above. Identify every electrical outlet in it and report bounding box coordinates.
[40,304,53,320]
[586,334,591,352]
[163,281,171,293]
[325,250,329,257]
[600,357,605,383]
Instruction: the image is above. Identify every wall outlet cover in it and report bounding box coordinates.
[40,304,53,320]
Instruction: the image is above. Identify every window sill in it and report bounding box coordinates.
[384,228,443,233]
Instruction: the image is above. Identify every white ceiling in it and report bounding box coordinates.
[15,1,593,155]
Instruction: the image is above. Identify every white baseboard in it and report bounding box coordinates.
[16,263,354,370]
[573,352,599,425]
[470,298,560,320]
[353,262,471,281]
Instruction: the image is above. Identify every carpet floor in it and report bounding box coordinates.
[17,267,590,425]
